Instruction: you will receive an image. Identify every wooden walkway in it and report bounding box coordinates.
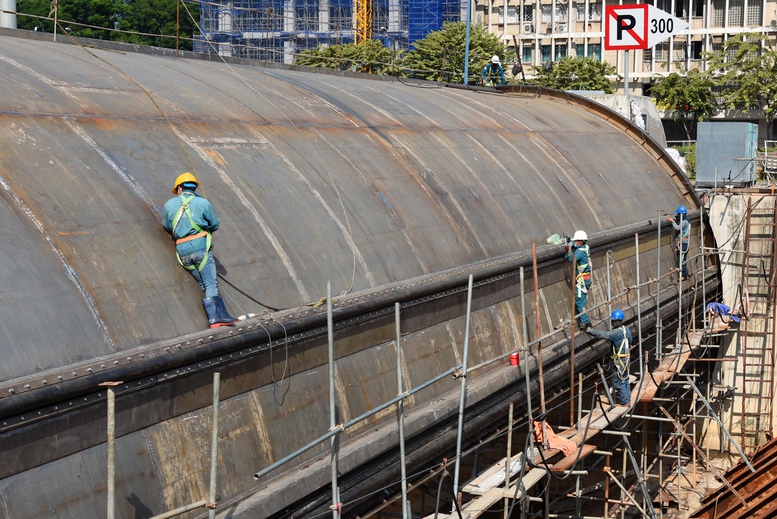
[424,330,704,519]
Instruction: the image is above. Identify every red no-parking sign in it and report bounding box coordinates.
[605,4,689,50]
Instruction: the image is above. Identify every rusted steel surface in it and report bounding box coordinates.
[0,34,695,381]
[0,31,711,519]
[689,437,777,519]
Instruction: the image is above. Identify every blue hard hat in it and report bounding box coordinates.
[611,309,624,321]
[676,205,687,214]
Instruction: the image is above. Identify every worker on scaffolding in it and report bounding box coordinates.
[481,55,506,86]
[565,230,592,330]
[586,310,632,405]
[163,172,236,329]
[666,205,690,281]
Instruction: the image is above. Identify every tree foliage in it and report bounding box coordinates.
[704,32,777,122]
[529,57,617,93]
[402,22,506,84]
[651,70,717,140]
[16,0,200,50]
[295,38,398,74]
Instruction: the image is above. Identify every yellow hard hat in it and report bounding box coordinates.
[172,172,198,194]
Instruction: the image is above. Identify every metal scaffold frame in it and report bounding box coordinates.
[101,206,774,518]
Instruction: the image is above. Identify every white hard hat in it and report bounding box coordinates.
[572,230,588,241]
[491,55,500,64]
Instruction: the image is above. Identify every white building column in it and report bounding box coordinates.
[1,0,17,29]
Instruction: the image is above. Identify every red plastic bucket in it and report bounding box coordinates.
[509,352,520,366]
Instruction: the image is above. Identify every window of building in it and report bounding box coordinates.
[575,2,602,21]
[523,5,534,22]
[746,2,762,25]
[540,45,567,61]
[541,4,567,22]
[575,43,601,59]
[522,46,533,63]
[653,42,668,60]
[713,0,724,26]
[692,0,704,17]
[674,0,684,18]
[498,6,518,23]
[690,40,703,59]
[729,0,744,25]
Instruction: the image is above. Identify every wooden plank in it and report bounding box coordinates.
[462,454,526,495]
[426,468,547,519]
[503,467,547,498]
[636,331,702,403]
[549,444,597,472]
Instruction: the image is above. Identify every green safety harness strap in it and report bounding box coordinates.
[171,192,212,272]
[612,326,630,380]
[576,244,591,297]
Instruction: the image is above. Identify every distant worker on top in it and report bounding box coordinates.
[163,173,236,329]
[565,230,592,330]
[586,310,632,406]
[481,55,506,86]
[666,205,690,281]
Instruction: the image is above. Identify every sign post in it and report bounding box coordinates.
[604,4,689,93]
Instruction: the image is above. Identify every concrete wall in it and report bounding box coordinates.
[702,193,776,456]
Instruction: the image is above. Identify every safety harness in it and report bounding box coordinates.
[171,192,212,272]
[612,326,630,381]
[676,218,690,245]
[575,244,591,298]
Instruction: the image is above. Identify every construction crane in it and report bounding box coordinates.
[355,0,372,43]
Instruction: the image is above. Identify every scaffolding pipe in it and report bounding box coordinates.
[603,468,652,519]
[607,251,613,331]
[503,402,514,519]
[656,213,662,361]
[208,372,220,519]
[622,435,657,518]
[636,233,644,381]
[682,374,755,472]
[327,281,339,519]
[107,386,116,519]
[452,274,474,508]
[151,501,209,519]
[521,267,533,425]
[570,256,577,427]
[533,243,546,413]
[395,303,409,519]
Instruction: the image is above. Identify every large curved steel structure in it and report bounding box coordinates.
[0,30,712,518]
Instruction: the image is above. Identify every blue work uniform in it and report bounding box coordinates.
[587,325,633,405]
[162,189,221,298]
[565,243,591,326]
[671,216,691,279]
[481,63,506,85]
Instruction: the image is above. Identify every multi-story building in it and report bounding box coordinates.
[477,0,777,95]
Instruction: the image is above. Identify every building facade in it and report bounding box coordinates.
[478,0,777,95]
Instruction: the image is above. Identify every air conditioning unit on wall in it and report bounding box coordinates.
[557,22,568,32]
[523,23,534,32]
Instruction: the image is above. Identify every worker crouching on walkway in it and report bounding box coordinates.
[586,310,632,405]
[163,173,236,329]
[565,230,592,330]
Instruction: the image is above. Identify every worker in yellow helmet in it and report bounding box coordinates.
[162,173,235,328]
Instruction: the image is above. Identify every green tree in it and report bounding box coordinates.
[295,38,398,74]
[529,56,617,93]
[16,0,199,50]
[704,33,777,125]
[402,22,506,84]
[650,70,716,140]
